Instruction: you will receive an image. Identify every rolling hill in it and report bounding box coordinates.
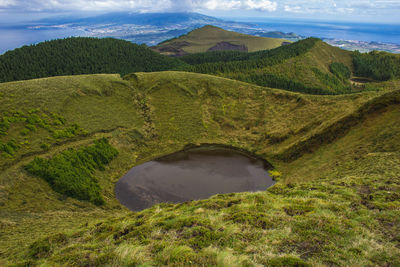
[0,71,399,266]
[180,37,355,94]
[180,36,400,95]
[1,29,399,97]
[152,25,289,56]
[0,37,186,83]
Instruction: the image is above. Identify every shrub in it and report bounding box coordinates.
[330,62,351,80]
[20,128,30,136]
[40,143,50,151]
[312,68,351,93]
[0,118,10,136]
[0,139,19,156]
[268,256,311,267]
[352,50,400,81]
[29,239,51,259]
[52,124,87,139]
[25,138,118,205]
[269,170,282,181]
[183,226,224,249]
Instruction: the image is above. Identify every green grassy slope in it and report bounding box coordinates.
[0,71,399,266]
[182,38,360,94]
[2,33,397,97]
[180,38,400,95]
[259,40,354,90]
[152,25,288,56]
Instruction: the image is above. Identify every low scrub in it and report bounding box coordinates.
[25,138,118,205]
[353,50,400,81]
[329,62,351,81]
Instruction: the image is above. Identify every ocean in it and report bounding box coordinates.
[234,17,400,44]
[0,18,399,55]
[0,25,86,55]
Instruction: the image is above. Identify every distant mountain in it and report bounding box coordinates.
[33,12,256,45]
[152,25,288,56]
[72,12,229,27]
[28,12,270,46]
[39,12,232,27]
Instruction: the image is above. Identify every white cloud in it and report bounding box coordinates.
[0,0,278,12]
[280,0,400,16]
[202,0,277,11]
[203,0,242,10]
[0,0,399,21]
[245,0,277,11]
[284,5,302,13]
[0,0,15,7]
[336,7,355,14]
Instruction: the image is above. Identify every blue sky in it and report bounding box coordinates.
[0,0,399,23]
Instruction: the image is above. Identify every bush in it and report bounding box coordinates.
[330,62,351,80]
[29,239,51,259]
[0,139,19,156]
[40,143,50,151]
[28,233,67,259]
[268,256,311,267]
[0,118,10,136]
[269,170,282,181]
[352,50,400,81]
[52,124,87,139]
[25,138,118,205]
[312,68,351,93]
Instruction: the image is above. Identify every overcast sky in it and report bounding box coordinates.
[0,0,399,23]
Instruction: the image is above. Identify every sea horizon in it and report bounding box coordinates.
[226,17,400,45]
[1,15,399,55]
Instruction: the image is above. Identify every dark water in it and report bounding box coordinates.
[115,148,274,211]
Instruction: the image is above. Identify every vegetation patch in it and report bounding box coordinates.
[267,256,311,267]
[182,38,319,73]
[0,37,186,83]
[0,139,19,156]
[179,38,363,94]
[0,109,87,160]
[232,71,333,95]
[353,50,400,81]
[25,138,118,205]
[312,67,351,93]
[28,233,67,259]
[329,62,351,81]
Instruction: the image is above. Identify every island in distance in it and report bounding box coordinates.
[5,12,399,54]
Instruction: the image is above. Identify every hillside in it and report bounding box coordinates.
[180,37,400,95]
[0,71,399,266]
[1,30,398,97]
[0,37,186,83]
[152,25,288,56]
[180,38,356,94]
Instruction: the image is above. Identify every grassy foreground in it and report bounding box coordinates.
[0,71,399,266]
